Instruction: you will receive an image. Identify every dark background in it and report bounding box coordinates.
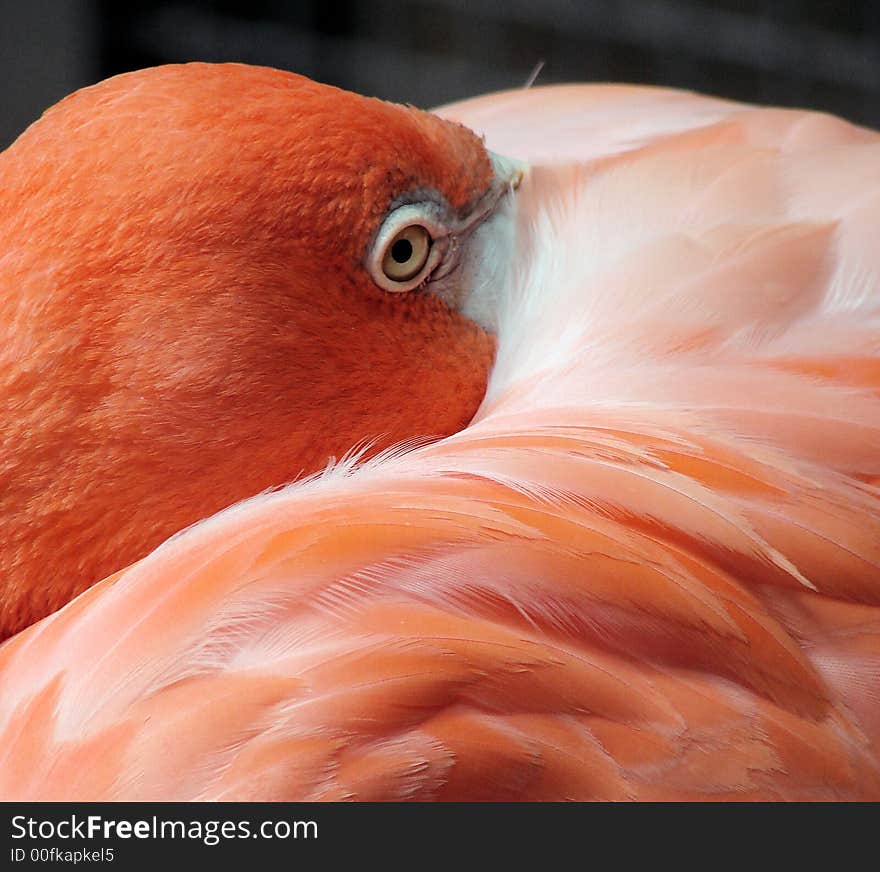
[2,0,879,148]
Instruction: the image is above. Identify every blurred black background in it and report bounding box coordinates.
[3,0,879,148]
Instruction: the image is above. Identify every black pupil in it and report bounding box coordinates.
[391,238,413,264]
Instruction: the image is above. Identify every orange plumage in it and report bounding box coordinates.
[1,67,879,801]
[0,64,497,638]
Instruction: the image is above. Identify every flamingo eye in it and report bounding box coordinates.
[382,225,432,282]
[367,203,446,293]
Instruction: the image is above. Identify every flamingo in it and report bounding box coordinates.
[1,64,879,801]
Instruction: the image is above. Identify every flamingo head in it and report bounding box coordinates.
[0,62,524,636]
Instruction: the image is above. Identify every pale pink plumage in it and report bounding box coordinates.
[2,84,879,800]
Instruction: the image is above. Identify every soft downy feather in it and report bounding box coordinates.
[1,84,879,800]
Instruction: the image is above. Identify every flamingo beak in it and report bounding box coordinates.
[489,150,528,192]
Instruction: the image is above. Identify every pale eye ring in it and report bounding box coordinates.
[367,203,447,293]
[382,225,432,282]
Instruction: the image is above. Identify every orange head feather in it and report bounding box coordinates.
[0,63,518,638]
